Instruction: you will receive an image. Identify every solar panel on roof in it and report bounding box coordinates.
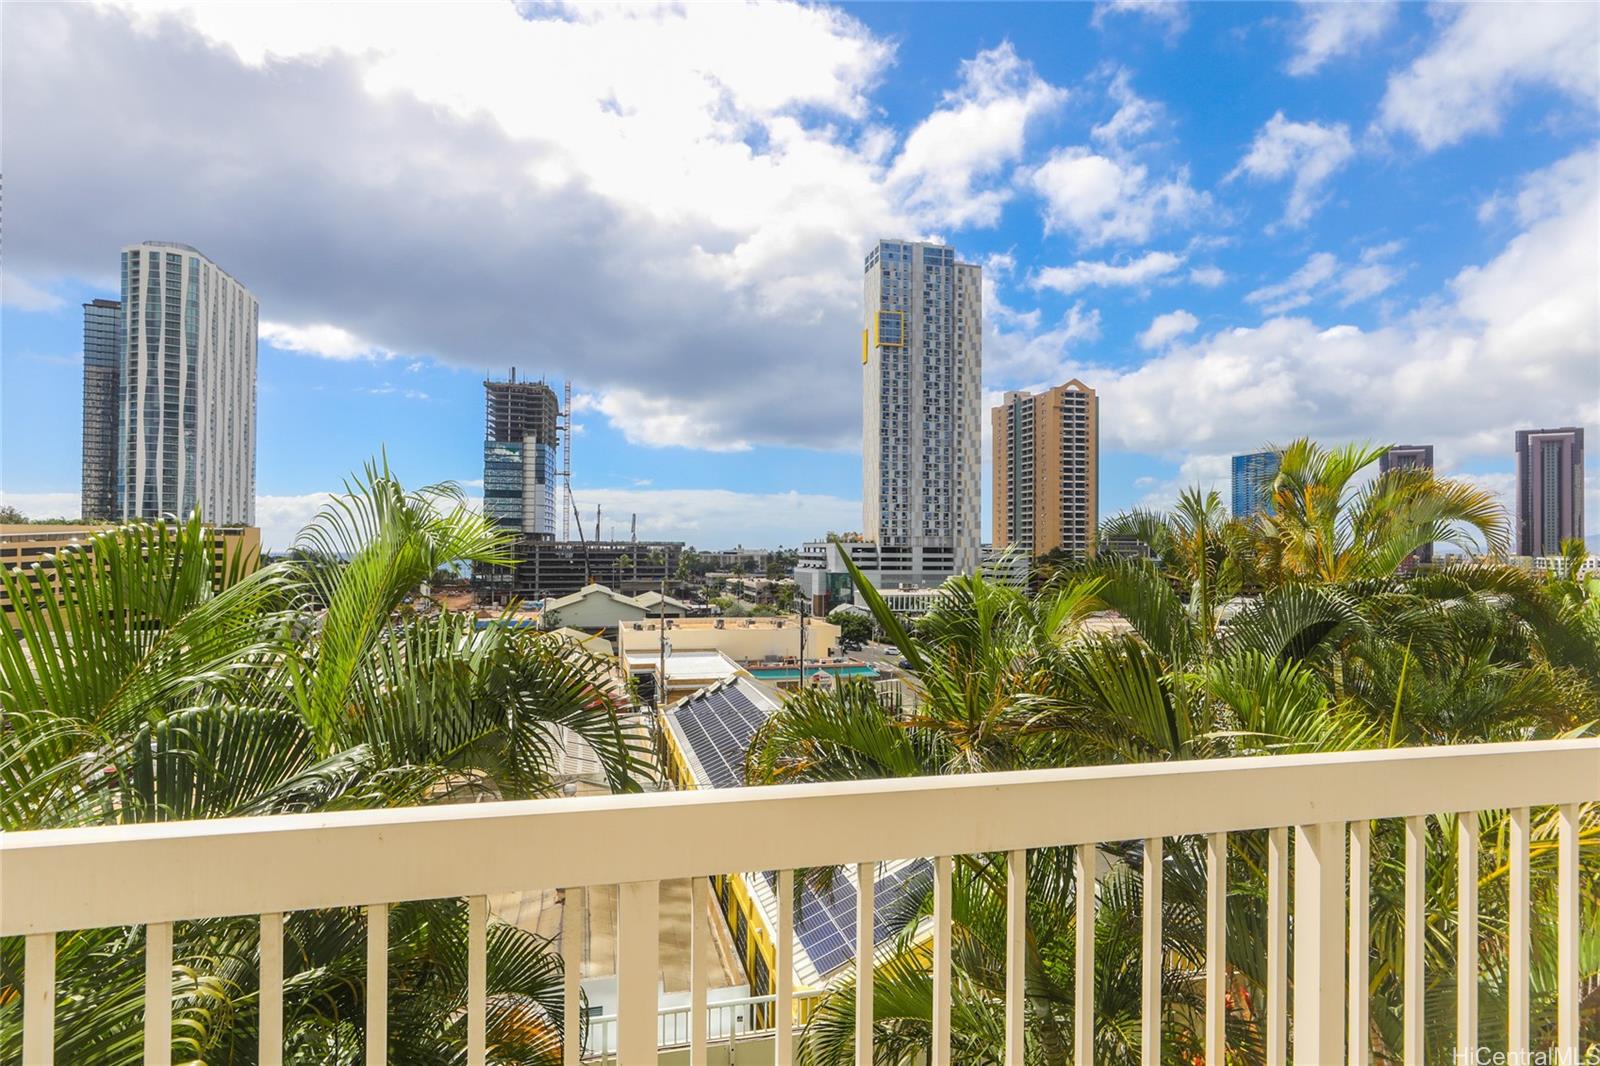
[780,859,934,977]
[670,683,769,789]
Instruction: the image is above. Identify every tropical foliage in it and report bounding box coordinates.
[748,441,1598,1066]
[0,461,647,1064]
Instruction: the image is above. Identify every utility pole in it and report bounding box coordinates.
[797,591,807,690]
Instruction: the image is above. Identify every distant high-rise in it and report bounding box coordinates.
[81,298,121,520]
[1380,444,1434,474]
[117,242,257,525]
[1515,427,1584,556]
[482,372,561,540]
[1231,450,1282,518]
[861,239,981,582]
[1380,444,1435,565]
[991,380,1098,559]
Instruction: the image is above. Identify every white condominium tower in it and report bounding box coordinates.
[117,242,258,525]
[861,239,982,583]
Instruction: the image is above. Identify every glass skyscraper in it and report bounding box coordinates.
[1231,450,1282,518]
[117,242,257,525]
[80,298,121,520]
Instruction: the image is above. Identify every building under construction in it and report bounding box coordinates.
[482,372,563,539]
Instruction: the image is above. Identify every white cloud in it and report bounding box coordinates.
[992,147,1599,471]
[888,42,1066,228]
[567,485,861,548]
[1027,147,1203,245]
[263,321,394,360]
[1138,309,1199,349]
[1,271,65,312]
[585,390,756,453]
[1092,0,1189,40]
[1379,3,1599,150]
[1246,243,1404,315]
[1033,250,1184,294]
[1287,1,1396,76]
[0,2,918,453]
[0,491,82,521]
[1231,112,1354,227]
[1188,264,1228,287]
[1091,68,1161,149]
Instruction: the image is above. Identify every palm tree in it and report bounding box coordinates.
[0,460,647,1064]
[748,483,1597,1064]
[1250,439,1509,585]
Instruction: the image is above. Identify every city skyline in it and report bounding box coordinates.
[3,2,1598,550]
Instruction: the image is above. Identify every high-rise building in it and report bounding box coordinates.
[1380,445,1436,565]
[117,242,257,525]
[1515,427,1584,556]
[1231,450,1282,518]
[81,299,121,520]
[482,372,561,540]
[991,380,1098,559]
[861,239,981,583]
[1380,444,1434,474]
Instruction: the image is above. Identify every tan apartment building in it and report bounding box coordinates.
[991,380,1098,559]
[0,523,260,621]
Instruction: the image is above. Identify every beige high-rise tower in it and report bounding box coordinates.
[991,380,1098,559]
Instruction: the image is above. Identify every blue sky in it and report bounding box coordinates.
[2,1,1596,549]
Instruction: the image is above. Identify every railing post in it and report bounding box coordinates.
[1293,821,1344,1066]
[24,931,54,1066]
[775,869,794,1066]
[1008,848,1028,1066]
[146,920,173,1066]
[1074,844,1093,1066]
[618,880,661,1066]
[1205,832,1227,1065]
[1403,815,1425,1065]
[1457,813,1478,1062]
[260,912,284,1066]
[1556,803,1579,1062]
[1140,838,1162,1066]
[692,877,710,1066]
[365,905,387,1066]
[1266,827,1288,1066]
[855,862,874,1066]
[564,886,585,1066]
[932,854,953,1066]
[1349,820,1370,1066]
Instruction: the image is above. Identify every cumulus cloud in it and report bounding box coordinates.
[1033,250,1185,294]
[1287,1,1396,76]
[1091,68,1162,150]
[1231,112,1355,227]
[995,147,1599,468]
[1,2,1020,456]
[1092,0,1189,40]
[1379,3,1599,150]
[888,42,1067,228]
[1027,148,1204,245]
[1245,242,1403,315]
[568,485,860,548]
[261,321,394,360]
[1188,264,1228,287]
[1137,309,1199,349]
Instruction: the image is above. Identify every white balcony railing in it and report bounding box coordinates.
[3,739,1596,1066]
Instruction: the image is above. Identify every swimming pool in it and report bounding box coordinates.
[747,664,880,681]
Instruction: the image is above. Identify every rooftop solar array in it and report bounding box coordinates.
[765,860,932,978]
[668,678,931,979]
[667,680,771,789]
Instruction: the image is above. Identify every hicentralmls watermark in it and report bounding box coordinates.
[1451,1050,1600,1066]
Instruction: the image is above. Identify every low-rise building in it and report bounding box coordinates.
[540,583,653,637]
[1,523,260,623]
[617,615,842,664]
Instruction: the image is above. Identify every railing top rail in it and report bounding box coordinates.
[4,739,1596,936]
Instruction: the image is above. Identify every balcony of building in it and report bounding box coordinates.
[3,739,1596,1065]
